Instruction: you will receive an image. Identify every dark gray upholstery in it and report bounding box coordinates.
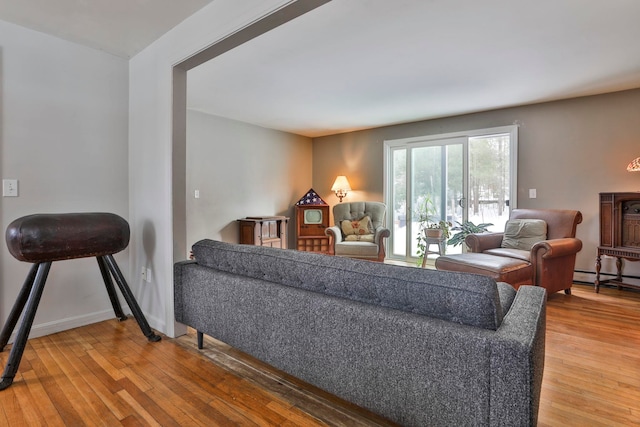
[174,239,546,427]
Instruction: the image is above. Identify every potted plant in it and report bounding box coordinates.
[447,220,493,250]
[415,196,451,265]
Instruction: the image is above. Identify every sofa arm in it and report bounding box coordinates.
[173,260,197,324]
[465,232,504,253]
[531,238,583,259]
[491,285,546,426]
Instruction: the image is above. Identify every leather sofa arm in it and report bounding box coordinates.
[531,238,583,259]
[465,233,504,253]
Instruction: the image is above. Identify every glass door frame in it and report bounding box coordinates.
[383,125,518,264]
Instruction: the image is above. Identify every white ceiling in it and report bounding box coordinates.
[0,0,214,58]
[2,0,640,138]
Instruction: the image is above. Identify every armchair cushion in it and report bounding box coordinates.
[485,247,531,262]
[501,219,547,251]
[345,234,375,242]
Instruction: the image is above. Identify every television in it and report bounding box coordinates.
[304,208,323,225]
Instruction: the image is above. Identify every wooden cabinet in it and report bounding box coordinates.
[595,192,640,292]
[238,216,288,248]
[295,204,330,254]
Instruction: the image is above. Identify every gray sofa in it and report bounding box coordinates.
[174,239,546,426]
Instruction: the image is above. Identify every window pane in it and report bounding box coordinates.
[392,149,406,256]
[411,146,442,257]
[468,134,510,232]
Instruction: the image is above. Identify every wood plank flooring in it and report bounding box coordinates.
[1,283,639,426]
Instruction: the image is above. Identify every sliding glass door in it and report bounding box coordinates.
[385,126,517,263]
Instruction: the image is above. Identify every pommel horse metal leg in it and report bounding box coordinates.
[0,264,39,350]
[1,212,161,390]
[96,256,128,321]
[102,255,161,342]
[0,262,51,390]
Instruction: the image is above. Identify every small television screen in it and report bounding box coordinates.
[304,209,323,224]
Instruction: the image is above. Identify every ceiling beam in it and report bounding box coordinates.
[177,0,331,71]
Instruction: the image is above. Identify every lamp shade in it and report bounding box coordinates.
[331,175,352,192]
[628,157,640,172]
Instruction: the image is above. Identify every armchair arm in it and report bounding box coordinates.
[374,226,391,245]
[465,233,504,253]
[325,226,343,256]
[530,238,582,293]
[325,226,342,241]
[531,238,583,259]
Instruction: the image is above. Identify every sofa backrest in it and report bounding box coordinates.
[191,239,513,330]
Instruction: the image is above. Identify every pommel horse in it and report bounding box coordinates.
[0,212,161,390]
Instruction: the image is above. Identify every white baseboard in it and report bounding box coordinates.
[144,313,165,335]
[5,309,115,344]
[5,309,166,344]
[574,271,596,284]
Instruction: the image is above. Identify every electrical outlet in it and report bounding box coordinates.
[146,268,152,283]
[529,189,537,199]
[141,267,147,281]
[2,179,18,197]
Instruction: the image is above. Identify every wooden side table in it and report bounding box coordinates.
[238,216,288,248]
[595,192,640,292]
[595,247,640,292]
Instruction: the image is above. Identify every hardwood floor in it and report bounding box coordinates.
[1,283,639,426]
[540,284,640,426]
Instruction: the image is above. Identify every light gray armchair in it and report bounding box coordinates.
[325,201,390,262]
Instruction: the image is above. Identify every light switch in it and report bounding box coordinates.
[2,179,18,197]
[529,189,537,199]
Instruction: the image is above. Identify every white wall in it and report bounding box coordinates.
[186,110,312,249]
[130,0,640,340]
[128,0,292,337]
[313,89,640,281]
[0,20,129,337]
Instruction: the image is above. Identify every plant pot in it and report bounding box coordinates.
[425,228,444,239]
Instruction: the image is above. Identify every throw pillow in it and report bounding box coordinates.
[501,219,547,251]
[341,216,374,237]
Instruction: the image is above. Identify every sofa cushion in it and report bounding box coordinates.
[496,282,517,313]
[501,219,547,251]
[192,239,507,330]
[435,252,533,288]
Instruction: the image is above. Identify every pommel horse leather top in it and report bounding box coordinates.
[0,212,161,390]
[6,212,129,262]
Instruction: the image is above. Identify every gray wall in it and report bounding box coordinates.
[0,20,129,336]
[186,110,313,250]
[312,88,640,279]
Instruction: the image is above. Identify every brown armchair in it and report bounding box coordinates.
[325,201,390,262]
[436,209,583,294]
